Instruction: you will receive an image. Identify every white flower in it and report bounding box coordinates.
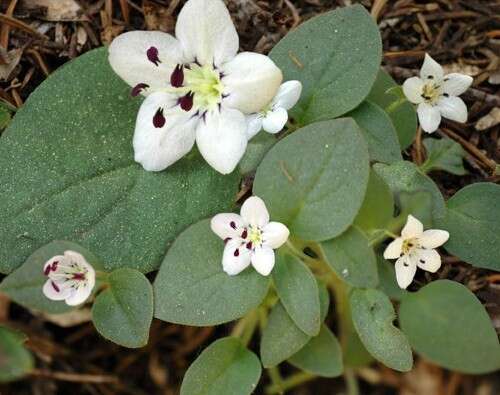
[108,0,283,174]
[402,53,473,133]
[42,251,96,306]
[246,80,302,139]
[211,196,289,276]
[383,215,449,289]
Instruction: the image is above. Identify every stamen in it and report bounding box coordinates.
[427,75,434,79]
[241,229,248,239]
[443,93,449,97]
[180,92,194,111]
[246,241,253,250]
[131,83,149,97]
[147,46,161,66]
[419,259,425,264]
[153,108,166,128]
[230,221,236,229]
[73,273,85,280]
[234,248,240,257]
[51,261,58,271]
[44,265,51,276]
[224,237,231,244]
[170,65,184,88]
[51,281,60,292]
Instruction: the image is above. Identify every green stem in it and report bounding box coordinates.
[265,371,316,394]
[230,309,259,347]
[267,367,284,394]
[344,369,359,395]
[385,97,407,114]
[419,159,432,174]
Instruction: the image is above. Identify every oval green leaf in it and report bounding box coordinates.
[180,337,262,395]
[153,219,269,326]
[254,118,370,241]
[421,137,467,175]
[399,280,500,373]
[0,327,34,382]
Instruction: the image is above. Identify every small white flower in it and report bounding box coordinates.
[246,80,302,139]
[108,0,283,175]
[383,215,449,289]
[211,196,289,276]
[402,53,473,133]
[42,251,96,306]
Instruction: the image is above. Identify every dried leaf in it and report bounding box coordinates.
[0,48,22,81]
[21,0,83,22]
[475,107,500,131]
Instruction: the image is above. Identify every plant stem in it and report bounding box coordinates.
[344,369,359,395]
[230,308,259,347]
[266,367,284,394]
[265,371,316,394]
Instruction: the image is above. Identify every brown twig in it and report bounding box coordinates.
[30,368,119,384]
[0,0,18,48]
[0,13,48,40]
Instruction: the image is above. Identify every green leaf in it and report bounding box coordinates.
[0,240,102,314]
[376,255,407,301]
[0,327,34,382]
[0,47,240,274]
[399,280,500,373]
[288,324,343,378]
[318,281,330,322]
[348,101,402,164]
[92,268,153,348]
[350,288,413,372]
[374,161,446,220]
[354,169,394,234]
[421,137,467,175]
[254,118,370,241]
[321,227,378,288]
[269,5,382,124]
[273,251,320,336]
[436,183,500,271]
[154,219,269,326]
[180,337,261,395]
[0,105,11,131]
[367,69,417,149]
[239,133,277,175]
[260,302,310,368]
[392,191,433,230]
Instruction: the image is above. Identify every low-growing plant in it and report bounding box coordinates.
[0,0,499,392]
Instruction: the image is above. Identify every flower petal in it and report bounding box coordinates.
[437,96,468,123]
[262,108,288,134]
[251,246,275,276]
[419,229,449,249]
[395,255,417,289]
[402,77,425,104]
[211,213,246,240]
[42,280,72,301]
[414,248,441,273]
[383,238,404,260]
[262,222,289,249]
[240,196,269,228]
[245,114,263,140]
[195,107,247,174]
[175,0,238,67]
[43,255,64,275]
[443,73,473,96]
[109,31,184,92]
[65,286,92,306]
[420,53,444,82]
[272,80,302,110]
[417,102,441,133]
[222,52,283,113]
[222,239,251,275]
[133,92,197,172]
[401,215,424,239]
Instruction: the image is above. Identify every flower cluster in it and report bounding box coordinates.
[109,0,301,174]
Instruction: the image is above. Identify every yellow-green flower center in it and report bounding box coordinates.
[248,226,263,245]
[402,238,418,255]
[421,82,441,104]
[184,64,224,110]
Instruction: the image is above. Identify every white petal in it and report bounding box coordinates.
[222,239,251,275]
[108,31,183,92]
[383,238,404,260]
[272,80,302,110]
[401,215,424,239]
[246,114,263,140]
[417,102,441,133]
[262,108,288,134]
[437,96,468,123]
[42,280,72,301]
[64,250,87,267]
[65,286,93,306]
[414,248,441,273]
[240,196,269,228]
[222,52,283,113]
[419,230,449,249]
[443,73,473,96]
[402,77,425,104]
[43,255,64,275]
[195,107,247,174]
[211,213,246,240]
[420,53,444,82]
[251,246,275,276]
[262,222,289,249]
[395,255,417,289]
[133,92,197,172]
[175,0,238,67]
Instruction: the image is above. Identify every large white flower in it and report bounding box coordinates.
[42,250,96,306]
[108,0,283,174]
[246,80,302,139]
[211,196,289,276]
[402,53,473,133]
[383,215,449,289]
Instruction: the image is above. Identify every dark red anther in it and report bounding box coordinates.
[179,92,194,111]
[73,273,85,280]
[246,241,253,250]
[153,108,166,128]
[147,46,161,66]
[51,281,60,292]
[44,265,51,276]
[131,83,149,97]
[241,229,248,239]
[51,261,58,271]
[170,65,184,87]
[234,248,240,257]
[230,221,236,229]
[224,237,231,244]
